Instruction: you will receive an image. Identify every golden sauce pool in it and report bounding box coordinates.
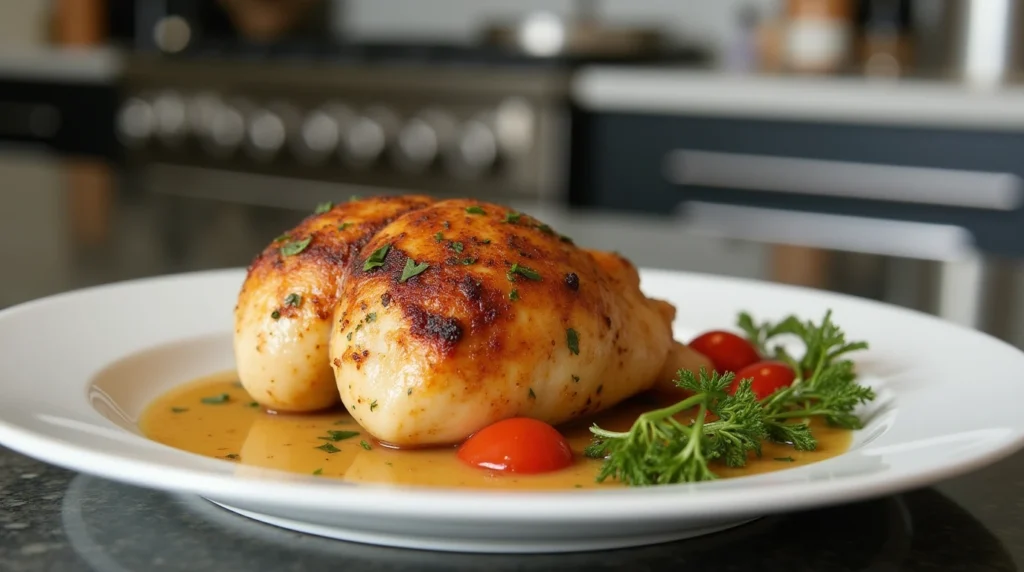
[140,371,852,489]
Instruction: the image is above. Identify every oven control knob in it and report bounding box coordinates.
[152,90,188,146]
[294,104,352,165]
[202,100,246,157]
[392,109,455,173]
[445,118,499,178]
[246,103,297,162]
[116,97,155,147]
[340,106,397,168]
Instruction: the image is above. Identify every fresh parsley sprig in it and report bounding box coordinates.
[586,309,874,486]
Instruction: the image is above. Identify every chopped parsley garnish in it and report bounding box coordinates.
[572,375,580,383]
[314,201,333,214]
[536,223,554,235]
[273,233,290,243]
[450,241,464,253]
[504,212,522,223]
[407,388,413,395]
[480,238,492,244]
[224,453,239,460]
[271,310,281,320]
[338,222,353,231]
[528,388,536,399]
[320,430,360,442]
[284,292,302,307]
[363,244,391,271]
[247,401,260,408]
[316,443,341,454]
[346,331,353,341]
[775,457,796,462]
[360,440,372,450]
[465,206,486,215]
[366,312,377,323]
[201,394,230,405]
[566,328,580,355]
[400,259,429,282]
[560,234,574,244]
[171,407,189,413]
[460,257,476,265]
[312,468,323,475]
[280,236,312,257]
[369,399,379,411]
[509,288,520,301]
[434,232,443,242]
[507,263,541,282]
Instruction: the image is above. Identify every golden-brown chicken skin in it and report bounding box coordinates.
[234,195,434,412]
[328,199,675,447]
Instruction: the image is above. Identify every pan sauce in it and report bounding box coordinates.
[140,371,852,489]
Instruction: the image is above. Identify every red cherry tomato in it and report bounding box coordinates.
[457,417,573,474]
[730,361,796,400]
[689,330,761,374]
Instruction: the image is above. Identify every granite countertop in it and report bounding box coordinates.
[2,155,1024,571]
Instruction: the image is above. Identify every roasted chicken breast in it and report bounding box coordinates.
[234,195,434,412]
[328,199,676,447]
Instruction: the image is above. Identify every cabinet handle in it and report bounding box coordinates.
[665,150,1023,211]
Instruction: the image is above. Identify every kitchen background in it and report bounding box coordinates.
[2,0,1024,347]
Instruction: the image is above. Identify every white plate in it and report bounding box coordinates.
[1,268,1023,554]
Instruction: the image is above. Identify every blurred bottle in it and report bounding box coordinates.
[782,0,855,74]
[725,4,763,73]
[856,0,914,78]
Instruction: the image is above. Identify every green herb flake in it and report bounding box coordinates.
[247,401,260,408]
[224,453,239,460]
[201,393,230,405]
[284,292,302,307]
[460,257,477,265]
[280,236,313,257]
[370,399,379,412]
[273,233,291,243]
[314,201,333,214]
[465,206,486,215]
[775,456,796,462]
[320,430,360,442]
[450,241,464,253]
[407,388,413,396]
[312,468,323,476]
[509,289,520,301]
[480,238,492,245]
[434,231,443,242]
[528,388,536,399]
[504,212,522,223]
[566,328,580,355]
[316,442,341,454]
[507,262,541,282]
[536,223,555,235]
[338,222,353,231]
[366,312,377,323]
[171,407,189,413]
[363,244,391,271]
[572,375,580,383]
[400,259,429,282]
[574,484,583,489]
[271,310,281,320]
[346,331,353,341]
[360,440,372,451]
[560,234,574,245]
[333,419,353,425]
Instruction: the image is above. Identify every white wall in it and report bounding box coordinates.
[338,0,779,55]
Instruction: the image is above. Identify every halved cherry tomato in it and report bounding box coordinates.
[730,360,796,400]
[457,417,573,474]
[689,330,761,374]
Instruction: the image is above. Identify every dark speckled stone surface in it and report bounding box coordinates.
[2,156,1024,571]
[2,445,1024,571]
